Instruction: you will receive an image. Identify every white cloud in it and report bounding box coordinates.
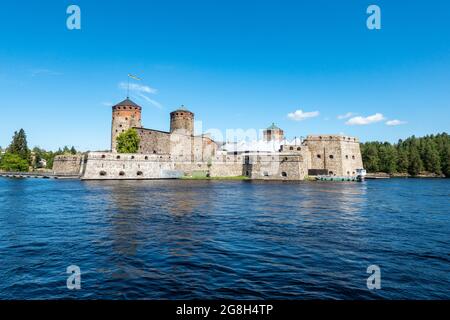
[101,102,112,106]
[287,109,320,121]
[337,112,355,120]
[119,82,157,94]
[386,119,407,126]
[118,82,162,108]
[346,113,385,125]
[136,93,163,109]
[31,69,62,77]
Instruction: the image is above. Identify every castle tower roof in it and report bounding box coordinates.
[267,123,281,130]
[113,98,141,108]
[171,105,193,114]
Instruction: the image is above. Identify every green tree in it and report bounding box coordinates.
[441,145,450,177]
[0,153,29,172]
[422,143,441,174]
[116,128,140,153]
[378,143,397,174]
[396,148,409,173]
[408,145,423,176]
[8,129,30,161]
[361,143,380,172]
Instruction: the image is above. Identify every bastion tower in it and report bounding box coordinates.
[111,98,142,152]
[170,105,194,136]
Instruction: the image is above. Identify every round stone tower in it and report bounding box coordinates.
[170,105,194,136]
[111,98,142,152]
[263,123,284,142]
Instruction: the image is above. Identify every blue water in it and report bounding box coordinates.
[0,178,449,299]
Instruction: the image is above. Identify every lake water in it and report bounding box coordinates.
[0,178,449,299]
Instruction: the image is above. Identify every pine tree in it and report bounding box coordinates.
[379,143,397,174]
[423,143,441,174]
[408,145,423,176]
[441,145,450,177]
[361,143,380,172]
[396,148,409,173]
[8,129,30,162]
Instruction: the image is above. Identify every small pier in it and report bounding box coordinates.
[0,172,80,179]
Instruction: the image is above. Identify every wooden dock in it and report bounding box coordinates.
[0,172,80,179]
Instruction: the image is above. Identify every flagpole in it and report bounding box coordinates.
[126,74,141,99]
[127,76,130,99]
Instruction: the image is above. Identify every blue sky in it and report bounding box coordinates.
[0,0,449,150]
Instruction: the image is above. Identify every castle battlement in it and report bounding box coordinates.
[305,135,360,143]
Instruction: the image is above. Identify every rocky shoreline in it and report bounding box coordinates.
[366,172,447,179]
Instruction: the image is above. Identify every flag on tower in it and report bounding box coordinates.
[128,74,141,81]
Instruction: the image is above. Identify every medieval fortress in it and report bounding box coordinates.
[53,99,364,180]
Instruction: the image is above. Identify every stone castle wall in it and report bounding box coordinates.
[136,128,171,154]
[136,128,218,162]
[52,155,84,175]
[243,148,311,180]
[304,135,362,176]
[81,152,244,180]
[82,152,179,180]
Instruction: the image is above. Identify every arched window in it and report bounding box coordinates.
[329,155,334,159]
[345,155,349,159]
[297,147,301,151]
[131,156,135,159]
[99,171,107,176]
[281,172,287,177]
[317,154,321,159]
[116,155,121,159]
[101,154,106,159]
[119,171,125,176]
[290,147,294,150]
[145,156,148,160]
[137,171,143,176]
[352,155,355,160]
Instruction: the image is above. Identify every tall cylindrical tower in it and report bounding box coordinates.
[170,106,194,136]
[111,99,142,152]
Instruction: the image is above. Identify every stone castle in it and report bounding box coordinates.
[53,98,364,180]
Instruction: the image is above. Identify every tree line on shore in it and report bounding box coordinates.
[360,132,450,177]
[0,129,78,172]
